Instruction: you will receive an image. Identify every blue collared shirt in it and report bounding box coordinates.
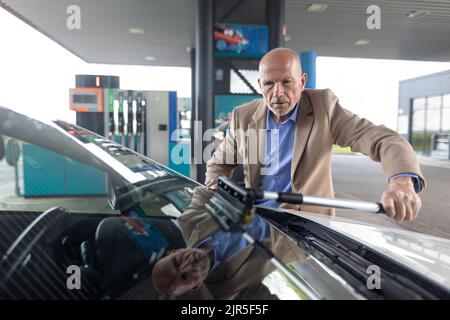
[389,173,421,192]
[256,104,300,208]
[195,214,270,272]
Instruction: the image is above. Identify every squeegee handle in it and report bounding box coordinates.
[260,191,385,214]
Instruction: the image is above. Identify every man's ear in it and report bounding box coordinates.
[301,73,308,90]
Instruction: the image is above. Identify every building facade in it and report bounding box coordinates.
[398,70,450,160]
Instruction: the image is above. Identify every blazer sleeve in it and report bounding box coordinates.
[205,108,240,188]
[323,89,426,189]
[178,186,221,246]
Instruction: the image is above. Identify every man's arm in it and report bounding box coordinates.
[323,89,425,221]
[178,187,220,246]
[205,109,239,189]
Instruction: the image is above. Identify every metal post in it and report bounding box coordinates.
[300,51,317,89]
[190,48,196,164]
[14,164,20,196]
[266,0,285,49]
[195,0,215,184]
[448,134,450,160]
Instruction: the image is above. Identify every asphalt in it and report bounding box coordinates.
[332,154,450,240]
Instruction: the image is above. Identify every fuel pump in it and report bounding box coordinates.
[135,93,143,154]
[108,94,116,142]
[117,92,125,145]
[126,91,134,150]
[131,96,138,152]
[138,94,148,155]
[112,94,120,143]
[70,75,184,174]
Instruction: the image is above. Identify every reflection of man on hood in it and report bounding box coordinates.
[152,246,211,297]
[152,186,270,298]
[152,186,308,299]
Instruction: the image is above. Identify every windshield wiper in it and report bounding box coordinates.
[260,211,449,299]
[304,234,426,299]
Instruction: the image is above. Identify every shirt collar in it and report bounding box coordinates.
[266,101,300,128]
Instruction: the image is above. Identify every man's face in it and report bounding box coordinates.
[152,248,210,297]
[258,56,307,116]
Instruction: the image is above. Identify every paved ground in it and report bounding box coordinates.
[332,154,450,240]
[0,160,16,198]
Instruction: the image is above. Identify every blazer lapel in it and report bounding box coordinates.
[291,92,314,183]
[247,101,267,188]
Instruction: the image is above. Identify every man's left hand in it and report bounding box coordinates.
[381,176,421,222]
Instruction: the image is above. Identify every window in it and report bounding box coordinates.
[230,69,261,94]
[411,97,430,155]
[412,97,426,132]
[443,94,450,131]
[426,95,442,132]
[411,94,450,156]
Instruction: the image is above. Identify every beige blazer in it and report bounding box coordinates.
[205,89,426,215]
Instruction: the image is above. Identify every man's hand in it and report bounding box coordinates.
[381,176,421,222]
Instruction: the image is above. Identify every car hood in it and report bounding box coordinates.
[279,209,450,292]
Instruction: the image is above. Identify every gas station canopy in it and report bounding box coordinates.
[1,0,450,67]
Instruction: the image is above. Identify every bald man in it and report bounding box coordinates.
[206,47,425,222]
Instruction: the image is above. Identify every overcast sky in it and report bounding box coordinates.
[1,7,450,130]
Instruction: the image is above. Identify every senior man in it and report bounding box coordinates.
[206,47,425,221]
